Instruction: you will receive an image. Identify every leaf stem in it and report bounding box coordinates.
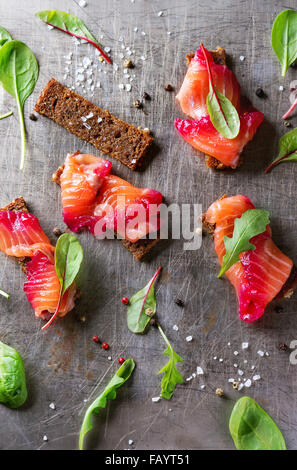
[41,288,62,331]
[265,149,297,173]
[137,266,162,325]
[16,92,26,170]
[282,96,297,120]
[0,289,9,299]
[157,322,171,350]
[0,111,12,120]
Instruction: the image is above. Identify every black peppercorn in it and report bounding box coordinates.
[164,84,174,91]
[274,305,284,313]
[290,61,297,69]
[29,113,38,121]
[53,227,63,237]
[255,88,265,98]
[279,343,288,351]
[174,298,184,307]
[142,92,151,100]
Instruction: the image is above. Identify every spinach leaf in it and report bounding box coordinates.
[201,43,240,139]
[229,396,286,450]
[218,209,270,278]
[0,341,27,408]
[42,233,83,331]
[265,127,297,172]
[79,359,135,450]
[0,26,12,49]
[0,289,9,299]
[127,267,161,333]
[158,324,183,400]
[35,10,111,64]
[0,40,38,170]
[271,9,297,77]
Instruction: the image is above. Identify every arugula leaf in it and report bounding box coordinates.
[0,40,39,169]
[265,127,297,173]
[35,10,111,64]
[0,289,9,299]
[127,267,161,333]
[157,324,183,400]
[79,359,135,450]
[201,43,240,139]
[218,209,270,278]
[42,233,83,331]
[229,396,286,450]
[0,26,12,49]
[271,9,297,77]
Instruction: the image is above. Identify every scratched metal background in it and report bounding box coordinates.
[0,0,297,450]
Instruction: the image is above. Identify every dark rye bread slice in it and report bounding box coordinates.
[185,47,234,170]
[0,197,30,272]
[52,164,160,261]
[35,78,153,170]
[201,196,297,300]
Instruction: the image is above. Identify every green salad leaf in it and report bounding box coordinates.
[79,359,135,450]
[218,209,270,278]
[0,341,27,408]
[127,267,161,333]
[158,324,183,400]
[229,396,286,450]
[201,43,240,139]
[35,10,111,64]
[0,26,12,49]
[271,9,297,77]
[265,127,297,173]
[42,233,83,331]
[0,40,38,169]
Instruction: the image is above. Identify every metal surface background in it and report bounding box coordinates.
[0,0,296,450]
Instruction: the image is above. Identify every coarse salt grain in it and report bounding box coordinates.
[108,356,112,361]
[83,123,91,130]
[219,358,223,363]
[158,11,163,17]
[83,57,91,67]
[228,378,235,383]
[119,83,125,90]
[240,55,245,61]
[134,27,138,32]
[234,364,238,368]
[86,112,93,119]
[257,350,264,357]
[152,397,161,403]
[79,0,87,7]
[81,116,87,122]
[47,25,54,30]
[186,335,193,342]
[251,365,255,370]
[131,159,136,164]
[141,31,146,36]
[227,342,231,347]
[128,439,134,445]
[242,342,249,349]
[43,435,48,441]
[126,84,132,92]
[186,376,193,382]
[238,383,244,391]
[104,47,111,53]
[200,385,205,389]
[238,369,244,376]
[49,402,56,410]
[97,117,103,123]
[197,366,204,375]
[172,324,178,331]
[253,375,261,381]
[265,352,270,357]
[213,356,217,360]
[245,379,252,387]
[234,351,239,356]
[279,85,284,91]
[243,360,247,364]
[96,82,101,88]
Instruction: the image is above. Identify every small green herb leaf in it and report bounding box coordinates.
[79,359,135,450]
[42,233,83,331]
[127,267,161,334]
[0,289,9,299]
[271,9,297,77]
[201,43,240,139]
[229,396,286,450]
[0,40,38,169]
[218,209,270,278]
[0,26,12,49]
[158,324,183,400]
[265,127,297,173]
[35,10,111,64]
[0,341,27,408]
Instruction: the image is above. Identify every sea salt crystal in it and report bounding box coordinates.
[134,27,138,32]
[213,356,217,360]
[167,31,172,35]
[253,375,261,381]
[63,74,68,80]
[242,342,249,349]
[126,84,132,92]
[104,47,111,53]
[97,117,103,123]
[244,360,247,364]
[238,383,244,391]
[118,36,124,42]
[140,56,147,61]
[108,356,112,361]
[79,0,87,7]
[77,74,85,82]
[219,358,223,363]
[245,379,252,387]
[186,336,193,342]
[49,402,56,410]
[227,342,231,347]
[172,324,179,331]
[240,55,245,61]
[186,376,193,382]
[257,350,264,357]
[141,31,146,36]
[279,85,284,91]
[200,385,205,389]
[87,79,93,85]
[47,25,54,30]
[234,364,238,368]
[234,351,239,356]
[85,112,93,119]
[128,439,134,445]
[81,116,87,122]
[83,123,91,130]
[64,67,70,73]
[131,159,136,164]
[96,82,101,88]
[43,435,48,441]
[196,366,204,375]
[251,365,255,370]
[83,57,91,67]
[228,378,235,383]
[65,60,72,65]
[119,83,125,90]
[119,53,124,59]
[238,369,244,376]
[265,352,270,357]
[158,11,164,17]
[152,397,161,403]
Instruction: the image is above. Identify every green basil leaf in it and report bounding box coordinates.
[79,359,135,450]
[271,9,297,77]
[0,40,38,169]
[158,324,183,400]
[207,87,240,139]
[229,396,286,450]
[0,26,12,49]
[127,267,161,334]
[0,341,27,408]
[35,10,111,64]
[265,127,297,172]
[218,209,270,278]
[55,233,83,296]
[0,289,9,299]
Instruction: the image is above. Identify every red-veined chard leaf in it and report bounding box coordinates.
[35,10,111,64]
[265,127,297,172]
[218,209,270,278]
[271,9,297,77]
[0,289,9,299]
[0,40,38,169]
[42,233,83,331]
[229,396,286,450]
[201,43,240,139]
[127,267,161,333]
[79,358,135,450]
[158,324,183,400]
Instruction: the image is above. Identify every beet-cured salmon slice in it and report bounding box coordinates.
[175,111,264,168]
[204,195,293,322]
[61,152,112,233]
[59,152,163,243]
[176,46,241,120]
[0,211,54,258]
[24,251,76,319]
